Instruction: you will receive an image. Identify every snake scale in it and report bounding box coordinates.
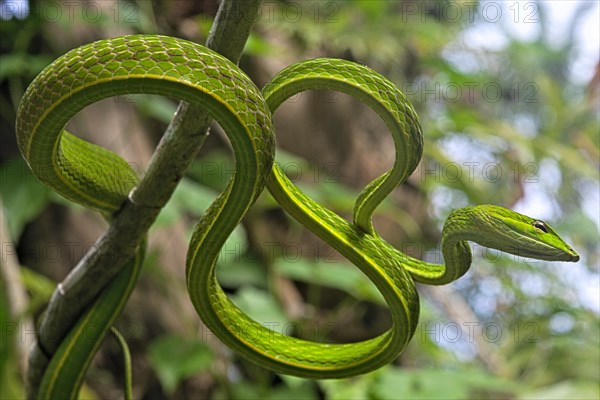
[16,35,579,398]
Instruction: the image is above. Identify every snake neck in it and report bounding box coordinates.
[406,206,501,285]
[439,208,478,284]
[438,205,514,284]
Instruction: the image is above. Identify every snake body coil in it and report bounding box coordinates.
[16,35,579,398]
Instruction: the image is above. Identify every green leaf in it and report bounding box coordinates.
[133,94,178,124]
[243,33,272,56]
[520,381,600,400]
[319,373,373,400]
[213,381,318,400]
[154,177,217,229]
[230,286,290,326]
[0,158,50,239]
[20,267,56,314]
[0,53,52,80]
[155,177,249,259]
[217,255,267,289]
[0,269,11,370]
[187,152,235,191]
[268,383,318,400]
[147,334,214,395]
[369,368,519,400]
[0,263,26,399]
[274,258,384,304]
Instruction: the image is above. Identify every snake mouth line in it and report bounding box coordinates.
[506,245,578,262]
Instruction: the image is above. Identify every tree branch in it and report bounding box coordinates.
[26,1,263,397]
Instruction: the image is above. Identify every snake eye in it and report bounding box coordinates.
[532,220,549,233]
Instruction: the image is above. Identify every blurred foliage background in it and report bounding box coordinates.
[1,0,598,399]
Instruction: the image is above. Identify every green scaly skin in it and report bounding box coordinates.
[16,35,579,398]
[17,35,275,399]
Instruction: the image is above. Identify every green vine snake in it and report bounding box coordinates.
[16,35,579,398]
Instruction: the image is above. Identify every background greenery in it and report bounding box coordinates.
[1,1,598,399]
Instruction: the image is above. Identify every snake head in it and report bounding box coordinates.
[468,205,580,262]
[448,205,580,263]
